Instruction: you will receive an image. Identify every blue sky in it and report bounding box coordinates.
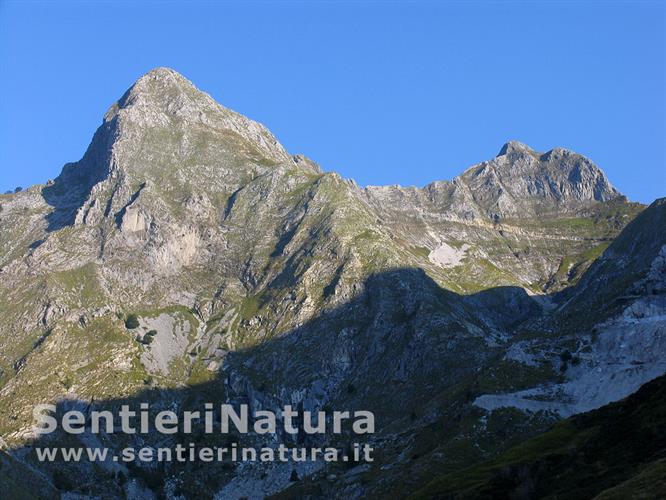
[1,1,664,203]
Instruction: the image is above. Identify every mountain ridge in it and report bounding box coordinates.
[0,67,662,499]
[41,68,626,213]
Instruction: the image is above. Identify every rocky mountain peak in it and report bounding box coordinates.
[497,140,536,158]
[129,66,195,95]
[42,68,294,231]
[105,67,209,122]
[100,67,290,165]
[137,66,191,86]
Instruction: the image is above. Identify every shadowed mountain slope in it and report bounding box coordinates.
[410,373,666,500]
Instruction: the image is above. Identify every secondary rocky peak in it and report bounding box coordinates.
[454,141,622,218]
